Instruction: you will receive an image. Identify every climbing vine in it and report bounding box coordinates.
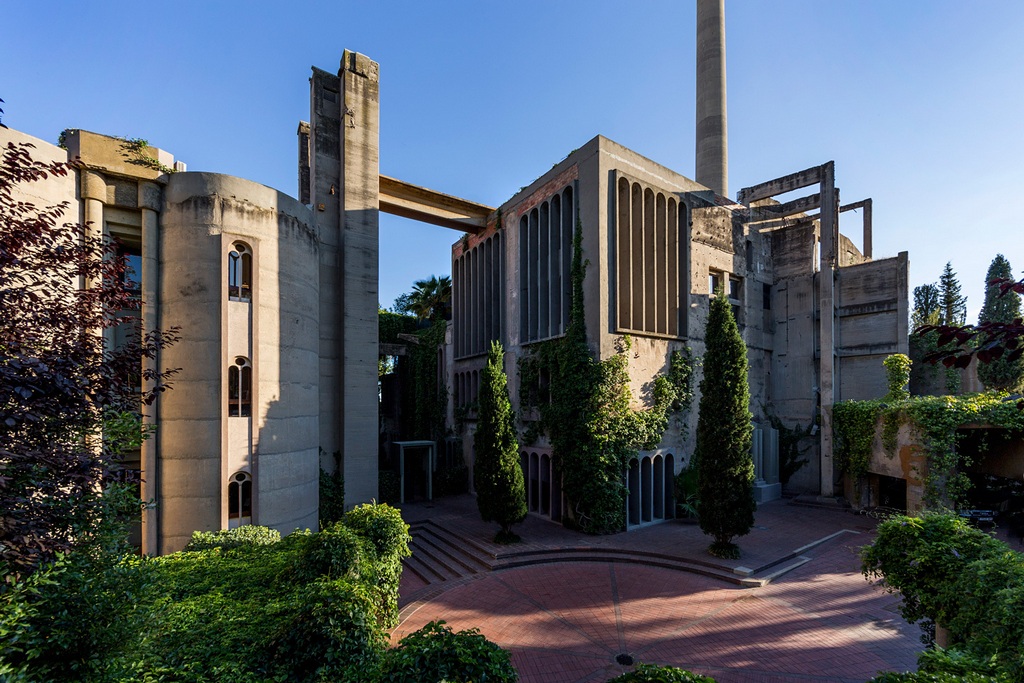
[407,319,448,442]
[517,219,695,533]
[834,356,1024,508]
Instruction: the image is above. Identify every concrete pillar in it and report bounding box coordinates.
[695,0,728,197]
[819,162,837,497]
[139,181,161,555]
[339,50,380,506]
[862,199,873,259]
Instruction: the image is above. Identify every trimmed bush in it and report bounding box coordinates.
[380,620,517,683]
[606,664,716,682]
[184,525,281,551]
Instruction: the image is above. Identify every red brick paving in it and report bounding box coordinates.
[394,499,922,682]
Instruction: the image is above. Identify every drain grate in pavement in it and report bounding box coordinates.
[615,653,634,666]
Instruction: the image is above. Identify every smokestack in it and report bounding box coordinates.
[695,0,728,197]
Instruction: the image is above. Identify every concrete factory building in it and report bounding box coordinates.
[2,0,910,552]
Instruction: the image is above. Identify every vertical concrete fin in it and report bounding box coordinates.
[338,51,380,508]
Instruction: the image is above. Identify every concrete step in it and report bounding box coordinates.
[493,549,746,586]
[415,528,491,574]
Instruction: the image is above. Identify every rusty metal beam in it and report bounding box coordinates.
[379,175,493,234]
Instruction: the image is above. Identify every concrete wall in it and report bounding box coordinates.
[836,253,910,401]
[161,172,318,551]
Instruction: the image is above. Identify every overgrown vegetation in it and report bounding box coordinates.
[117,136,176,175]
[474,342,528,543]
[516,221,695,533]
[834,353,1024,507]
[863,513,1024,681]
[695,291,755,558]
[1,504,518,682]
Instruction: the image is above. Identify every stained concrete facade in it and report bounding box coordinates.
[2,51,383,554]
[450,136,910,526]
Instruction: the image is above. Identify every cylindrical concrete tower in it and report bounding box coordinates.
[695,0,728,197]
[158,172,319,552]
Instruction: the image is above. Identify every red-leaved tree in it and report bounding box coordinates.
[918,278,1024,370]
[0,140,179,579]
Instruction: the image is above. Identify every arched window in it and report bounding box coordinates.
[228,243,252,300]
[228,356,252,417]
[228,471,252,528]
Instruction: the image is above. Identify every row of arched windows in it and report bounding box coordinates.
[518,185,574,344]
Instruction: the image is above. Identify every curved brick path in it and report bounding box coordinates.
[394,499,921,682]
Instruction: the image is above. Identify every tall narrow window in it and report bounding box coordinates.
[228,243,252,300]
[229,356,252,417]
[228,471,252,528]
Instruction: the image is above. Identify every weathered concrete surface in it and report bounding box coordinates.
[695,0,728,196]
[161,172,318,551]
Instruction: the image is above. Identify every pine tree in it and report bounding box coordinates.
[695,291,755,558]
[473,341,527,543]
[977,254,1024,391]
[938,262,967,326]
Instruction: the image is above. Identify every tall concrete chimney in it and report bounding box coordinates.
[695,0,728,197]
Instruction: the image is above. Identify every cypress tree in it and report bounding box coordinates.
[695,291,755,558]
[977,254,1024,391]
[938,262,967,326]
[474,341,527,543]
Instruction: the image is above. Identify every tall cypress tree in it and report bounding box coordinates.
[977,254,1024,391]
[695,292,755,558]
[474,341,527,543]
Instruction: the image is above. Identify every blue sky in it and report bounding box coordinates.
[4,0,1023,321]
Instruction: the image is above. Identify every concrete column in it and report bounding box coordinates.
[139,181,161,555]
[862,200,873,259]
[81,171,115,355]
[819,162,837,497]
[339,50,380,506]
[695,0,728,197]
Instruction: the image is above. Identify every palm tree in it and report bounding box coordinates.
[408,275,451,321]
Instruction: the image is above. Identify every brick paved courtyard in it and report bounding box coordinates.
[394,498,922,682]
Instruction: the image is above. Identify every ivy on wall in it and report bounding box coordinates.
[833,355,1024,508]
[517,220,695,533]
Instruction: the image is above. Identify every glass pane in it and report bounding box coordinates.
[228,481,239,519]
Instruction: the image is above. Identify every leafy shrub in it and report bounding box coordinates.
[0,549,156,682]
[293,522,368,583]
[266,578,387,683]
[341,503,411,629]
[864,513,1024,681]
[380,620,517,683]
[607,664,716,682]
[184,525,281,551]
[867,673,1001,683]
